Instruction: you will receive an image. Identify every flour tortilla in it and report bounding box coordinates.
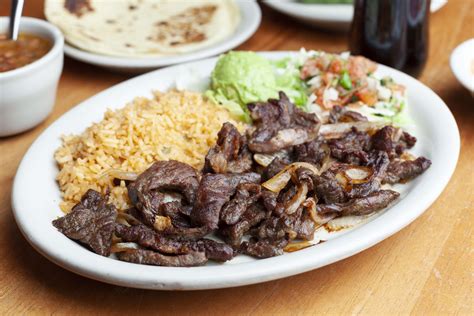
[45,0,240,58]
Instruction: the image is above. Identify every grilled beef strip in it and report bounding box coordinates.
[383,157,432,184]
[240,238,288,259]
[203,122,253,174]
[191,172,261,229]
[293,137,327,167]
[52,189,117,256]
[221,204,267,247]
[247,92,321,153]
[115,224,234,262]
[327,127,371,165]
[117,249,208,267]
[316,190,400,216]
[220,182,262,225]
[371,126,417,158]
[127,160,199,226]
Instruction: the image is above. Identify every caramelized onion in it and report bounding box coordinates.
[285,183,308,214]
[343,167,373,184]
[153,216,173,231]
[99,169,138,181]
[303,197,336,226]
[320,121,389,138]
[111,242,140,253]
[117,212,142,226]
[334,166,374,187]
[326,215,368,231]
[284,241,313,252]
[262,162,320,193]
[253,151,287,167]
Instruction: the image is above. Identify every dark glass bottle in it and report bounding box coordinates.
[349,0,430,77]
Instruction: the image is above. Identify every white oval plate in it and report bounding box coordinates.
[62,0,261,73]
[264,0,447,31]
[12,52,459,290]
[450,38,474,92]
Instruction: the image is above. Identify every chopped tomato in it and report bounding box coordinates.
[355,88,378,106]
[348,56,377,81]
[300,55,331,79]
[329,58,343,74]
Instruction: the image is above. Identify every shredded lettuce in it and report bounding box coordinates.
[272,56,309,109]
[205,90,251,123]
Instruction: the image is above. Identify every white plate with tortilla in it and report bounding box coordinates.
[46,0,261,72]
[12,51,459,290]
[264,0,447,31]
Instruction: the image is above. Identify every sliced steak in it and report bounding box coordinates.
[186,239,235,262]
[313,170,347,204]
[240,238,288,259]
[220,183,261,225]
[327,127,371,165]
[261,190,278,213]
[159,201,192,228]
[115,224,188,254]
[247,92,321,153]
[371,126,417,158]
[293,137,327,167]
[127,160,199,226]
[204,122,253,174]
[53,189,117,256]
[191,172,261,229]
[346,151,390,199]
[117,249,207,267]
[263,157,290,180]
[221,204,267,247]
[383,157,432,184]
[116,224,233,262]
[316,190,400,216]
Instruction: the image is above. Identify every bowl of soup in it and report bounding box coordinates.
[0,17,63,137]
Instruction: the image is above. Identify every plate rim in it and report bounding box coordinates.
[264,0,447,26]
[12,51,460,290]
[62,0,261,70]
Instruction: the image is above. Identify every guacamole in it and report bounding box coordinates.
[206,51,308,122]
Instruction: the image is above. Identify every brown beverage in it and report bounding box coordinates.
[349,0,430,77]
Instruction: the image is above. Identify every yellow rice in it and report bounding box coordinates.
[55,90,246,212]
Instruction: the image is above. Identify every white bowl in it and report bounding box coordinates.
[0,17,64,137]
[450,38,474,92]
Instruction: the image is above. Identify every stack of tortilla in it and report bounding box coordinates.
[45,0,240,58]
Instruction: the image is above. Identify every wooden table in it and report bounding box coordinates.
[1,1,472,314]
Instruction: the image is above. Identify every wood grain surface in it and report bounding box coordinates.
[0,1,472,315]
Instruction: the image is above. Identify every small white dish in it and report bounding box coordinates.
[61,0,261,73]
[450,38,474,92]
[12,51,459,290]
[0,17,64,137]
[264,0,447,31]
